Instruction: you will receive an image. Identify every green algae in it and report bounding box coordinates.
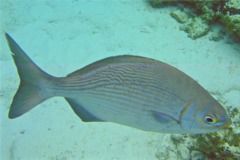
[189,128,240,160]
[221,14,240,39]
[179,17,209,39]
[149,0,240,41]
[149,0,176,8]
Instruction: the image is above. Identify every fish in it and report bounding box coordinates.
[5,33,231,134]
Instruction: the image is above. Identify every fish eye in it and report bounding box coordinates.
[204,114,217,124]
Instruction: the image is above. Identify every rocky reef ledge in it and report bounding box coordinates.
[149,0,240,41]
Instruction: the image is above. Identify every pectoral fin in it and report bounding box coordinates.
[152,111,179,124]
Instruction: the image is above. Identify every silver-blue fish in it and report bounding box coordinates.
[5,33,231,134]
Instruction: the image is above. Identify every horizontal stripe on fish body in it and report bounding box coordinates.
[46,61,202,130]
[51,76,186,114]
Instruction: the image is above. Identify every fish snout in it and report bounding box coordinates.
[220,117,232,129]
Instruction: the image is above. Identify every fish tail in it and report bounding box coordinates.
[5,33,56,119]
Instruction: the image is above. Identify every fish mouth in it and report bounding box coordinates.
[219,118,232,129]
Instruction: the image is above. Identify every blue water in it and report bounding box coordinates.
[1,1,240,159]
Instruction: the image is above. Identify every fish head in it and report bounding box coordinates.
[180,100,232,134]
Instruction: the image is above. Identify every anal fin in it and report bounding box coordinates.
[65,98,103,122]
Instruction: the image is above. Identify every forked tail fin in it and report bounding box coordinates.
[5,33,55,118]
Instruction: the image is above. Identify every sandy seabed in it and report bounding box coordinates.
[0,0,239,160]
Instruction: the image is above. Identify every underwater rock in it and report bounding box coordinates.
[209,29,225,41]
[149,0,240,41]
[180,17,209,39]
[170,10,189,23]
